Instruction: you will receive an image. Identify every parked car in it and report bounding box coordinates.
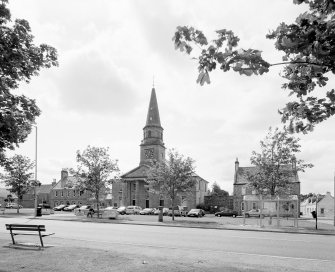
[63,204,79,211]
[76,205,91,211]
[187,209,205,217]
[168,206,181,217]
[38,203,51,209]
[244,209,270,217]
[125,206,142,215]
[215,209,238,217]
[53,204,67,211]
[102,207,119,219]
[140,208,154,215]
[104,206,118,211]
[154,207,169,216]
[6,203,23,209]
[73,205,92,216]
[117,206,126,215]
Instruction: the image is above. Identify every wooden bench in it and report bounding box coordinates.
[5,224,55,247]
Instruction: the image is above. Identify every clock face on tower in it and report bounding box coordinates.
[144,148,154,159]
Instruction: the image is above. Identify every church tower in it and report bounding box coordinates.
[140,87,165,165]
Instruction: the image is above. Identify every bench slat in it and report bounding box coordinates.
[6,224,45,228]
[9,227,46,232]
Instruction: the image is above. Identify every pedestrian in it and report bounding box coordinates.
[87,207,94,218]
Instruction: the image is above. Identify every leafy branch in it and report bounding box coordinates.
[172,0,335,133]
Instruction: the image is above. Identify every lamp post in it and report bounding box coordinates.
[315,193,318,230]
[34,125,38,217]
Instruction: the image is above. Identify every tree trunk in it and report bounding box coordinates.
[96,194,100,218]
[172,197,175,221]
[17,197,21,214]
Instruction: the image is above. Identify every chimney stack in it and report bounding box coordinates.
[234,158,239,183]
[61,169,68,180]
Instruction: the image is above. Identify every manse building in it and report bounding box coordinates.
[112,87,208,209]
[233,159,300,216]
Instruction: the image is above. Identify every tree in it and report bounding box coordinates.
[246,127,313,197]
[300,192,314,201]
[211,182,229,196]
[0,154,34,213]
[0,0,58,164]
[74,146,119,216]
[2,194,13,214]
[147,149,196,220]
[172,0,335,133]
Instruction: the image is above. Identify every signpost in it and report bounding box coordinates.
[34,126,38,217]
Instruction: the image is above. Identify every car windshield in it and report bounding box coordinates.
[190,209,200,212]
[105,207,116,210]
[68,205,76,208]
[143,208,151,211]
[79,206,89,209]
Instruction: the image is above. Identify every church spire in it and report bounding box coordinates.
[140,87,165,165]
[145,88,161,127]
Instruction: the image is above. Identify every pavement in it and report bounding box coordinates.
[2,209,334,236]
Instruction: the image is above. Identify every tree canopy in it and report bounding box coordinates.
[0,0,58,164]
[0,154,35,213]
[172,0,335,134]
[211,182,229,196]
[147,149,195,220]
[246,127,313,197]
[74,146,119,215]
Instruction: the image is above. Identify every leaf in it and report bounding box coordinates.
[281,37,298,48]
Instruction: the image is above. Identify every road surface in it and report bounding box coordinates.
[0,216,334,271]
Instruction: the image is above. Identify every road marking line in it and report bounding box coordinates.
[48,235,335,263]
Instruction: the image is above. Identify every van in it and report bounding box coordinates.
[125,206,142,215]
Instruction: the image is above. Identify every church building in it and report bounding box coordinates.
[112,87,208,209]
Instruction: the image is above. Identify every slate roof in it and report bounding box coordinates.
[52,176,85,189]
[36,184,53,194]
[121,164,150,179]
[234,165,300,185]
[121,164,209,184]
[145,88,161,128]
[192,173,209,184]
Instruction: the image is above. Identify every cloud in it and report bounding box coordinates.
[54,51,138,115]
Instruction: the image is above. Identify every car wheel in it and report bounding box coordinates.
[218,214,221,217]
[245,214,249,218]
[232,214,236,218]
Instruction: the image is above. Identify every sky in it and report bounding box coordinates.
[5,0,335,195]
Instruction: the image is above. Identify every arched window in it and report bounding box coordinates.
[148,130,151,137]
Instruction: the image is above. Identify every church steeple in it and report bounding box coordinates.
[145,88,161,128]
[140,87,165,165]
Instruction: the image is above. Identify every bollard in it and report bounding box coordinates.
[158,206,163,222]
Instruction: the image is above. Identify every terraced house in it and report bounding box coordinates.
[49,169,91,208]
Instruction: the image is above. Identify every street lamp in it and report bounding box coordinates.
[33,125,38,217]
[314,193,319,230]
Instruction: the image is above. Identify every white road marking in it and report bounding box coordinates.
[48,235,335,263]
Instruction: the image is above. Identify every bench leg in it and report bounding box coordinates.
[9,229,15,245]
[38,230,44,247]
